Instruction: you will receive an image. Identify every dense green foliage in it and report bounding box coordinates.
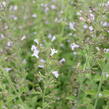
[1,0,109,109]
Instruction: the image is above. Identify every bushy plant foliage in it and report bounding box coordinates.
[1,0,109,109]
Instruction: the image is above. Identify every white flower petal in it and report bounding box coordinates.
[52,71,59,78]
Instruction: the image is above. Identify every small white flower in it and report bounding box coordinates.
[73,52,77,55]
[34,39,39,44]
[105,1,109,7]
[32,50,39,58]
[69,22,75,30]
[10,5,18,11]
[0,34,5,40]
[89,13,95,21]
[79,17,85,21]
[70,43,79,51]
[104,48,109,53]
[105,73,109,78]
[38,65,44,68]
[4,25,8,30]
[40,59,46,63]
[96,47,100,51]
[21,35,26,40]
[48,33,52,39]
[50,48,58,56]
[39,43,43,47]
[59,58,65,63]
[51,35,56,41]
[2,1,6,7]
[52,71,59,78]
[32,14,37,18]
[102,22,109,27]
[7,41,13,47]
[32,51,39,58]
[76,12,81,16]
[32,0,36,4]
[89,26,93,31]
[48,34,56,41]
[31,45,39,58]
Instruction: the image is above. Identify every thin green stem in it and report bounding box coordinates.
[94,73,103,109]
[75,52,89,108]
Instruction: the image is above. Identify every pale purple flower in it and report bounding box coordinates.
[52,71,59,78]
[83,24,88,29]
[59,58,65,63]
[89,26,93,31]
[48,34,52,39]
[70,43,79,51]
[102,22,109,27]
[40,59,46,63]
[0,34,5,40]
[104,48,109,53]
[51,5,56,10]
[5,68,12,72]
[31,45,39,58]
[10,15,18,20]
